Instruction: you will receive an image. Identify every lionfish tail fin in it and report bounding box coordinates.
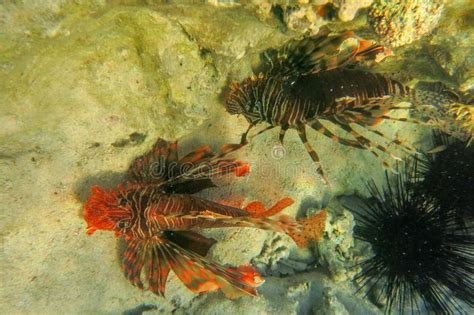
[278,211,328,248]
[411,90,473,143]
[122,235,263,299]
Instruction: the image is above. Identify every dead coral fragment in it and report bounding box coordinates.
[369,0,444,47]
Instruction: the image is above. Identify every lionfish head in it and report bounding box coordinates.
[224,74,266,120]
[223,82,246,115]
[84,185,132,236]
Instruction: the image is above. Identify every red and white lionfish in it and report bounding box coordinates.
[84,139,327,299]
[224,28,467,184]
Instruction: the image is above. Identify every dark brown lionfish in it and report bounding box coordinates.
[84,139,327,299]
[224,29,465,184]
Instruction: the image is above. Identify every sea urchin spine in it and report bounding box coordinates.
[348,165,474,314]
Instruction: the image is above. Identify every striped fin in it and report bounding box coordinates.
[181,197,294,223]
[193,197,251,218]
[313,39,388,74]
[122,238,169,295]
[127,138,249,194]
[175,207,328,249]
[127,138,178,185]
[296,124,331,186]
[268,29,352,77]
[178,145,214,164]
[122,236,264,298]
[244,197,294,218]
[165,142,249,190]
[162,231,217,257]
[265,28,390,78]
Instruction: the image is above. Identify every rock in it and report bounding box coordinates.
[426,0,474,93]
[334,0,373,22]
[369,0,444,47]
[181,271,379,315]
[247,0,373,34]
[313,287,350,315]
[252,233,314,277]
[315,207,358,283]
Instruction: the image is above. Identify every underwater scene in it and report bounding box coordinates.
[1,0,473,314]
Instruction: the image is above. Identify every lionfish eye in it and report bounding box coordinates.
[118,197,128,206]
[116,220,129,230]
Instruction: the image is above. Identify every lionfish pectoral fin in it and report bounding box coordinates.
[240,124,254,145]
[123,236,263,298]
[271,29,391,77]
[178,145,213,164]
[196,198,250,217]
[126,138,176,185]
[170,179,217,195]
[122,238,170,296]
[160,239,263,299]
[331,117,405,163]
[163,142,249,193]
[162,231,217,257]
[296,125,331,187]
[248,125,276,143]
[168,140,178,161]
[427,144,448,154]
[308,119,365,150]
[273,30,354,76]
[333,97,421,155]
[244,198,294,218]
[178,146,249,179]
[279,125,289,144]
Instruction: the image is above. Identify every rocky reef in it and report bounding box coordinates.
[369,0,444,47]
[248,0,373,34]
[0,1,472,314]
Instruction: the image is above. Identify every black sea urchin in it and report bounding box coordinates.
[348,166,474,314]
[417,132,474,225]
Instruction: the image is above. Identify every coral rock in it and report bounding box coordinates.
[369,0,444,47]
[334,0,373,22]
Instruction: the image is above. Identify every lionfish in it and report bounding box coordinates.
[84,138,327,299]
[224,28,468,184]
